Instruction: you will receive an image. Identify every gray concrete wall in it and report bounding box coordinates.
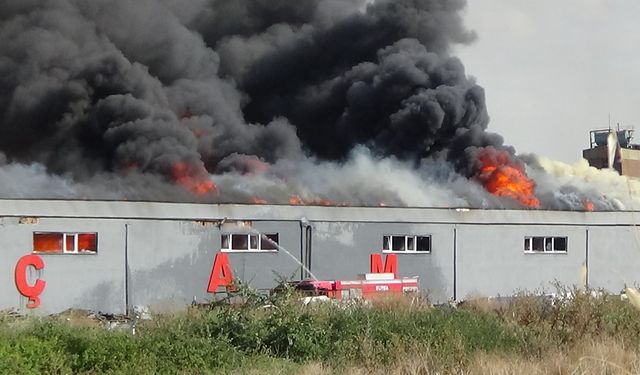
[127,219,302,311]
[456,225,587,298]
[127,219,215,311]
[588,226,640,292]
[0,217,126,314]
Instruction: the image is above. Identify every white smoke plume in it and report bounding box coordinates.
[527,156,637,211]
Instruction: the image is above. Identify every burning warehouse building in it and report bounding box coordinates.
[3,199,640,314]
[2,0,640,313]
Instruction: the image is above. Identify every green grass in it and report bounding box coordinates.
[2,287,640,374]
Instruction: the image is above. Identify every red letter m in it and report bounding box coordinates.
[207,253,235,292]
[370,253,397,278]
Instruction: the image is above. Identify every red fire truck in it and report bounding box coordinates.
[280,273,419,301]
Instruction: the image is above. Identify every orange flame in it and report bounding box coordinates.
[287,195,336,206]
[171,162,217,196]
[476,148,540,208]
[289,196,304,205]
[584,199,594,211]
[252,197,267,204]
[313,198,334,206]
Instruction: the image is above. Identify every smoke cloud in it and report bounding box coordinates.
[0,0,628,210]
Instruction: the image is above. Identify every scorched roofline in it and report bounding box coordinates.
[0,198,635,226]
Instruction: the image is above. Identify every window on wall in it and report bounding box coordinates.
[524,236,568,253]
[33,232,98,254]
[383,235,431,253]
[221,233,279,252]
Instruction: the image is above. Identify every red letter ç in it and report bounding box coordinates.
[15,254,46,308]
[370,253,397,278]
[207,253,235,292]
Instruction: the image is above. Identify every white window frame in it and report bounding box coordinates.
[63,233,77,254]
[33,232,98,255]
[382,234,431,253]
[524,236,568,254]
[221,233,279,252]
[64,233,98,254]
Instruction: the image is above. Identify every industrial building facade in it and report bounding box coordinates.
[583,128,640,177]
[2,199,639,314]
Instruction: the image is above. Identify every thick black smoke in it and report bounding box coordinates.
[1,0,609,209]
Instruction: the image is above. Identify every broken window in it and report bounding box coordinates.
[383,235,431,253]
[553,237,567,251]
[33,233,62,253]
[33,232,97,254]
[249,234,259,250]
[524,236,568,253]
[407,236,415,251]
[392,236,405,251]
[221,234,230,249]
[532,237,544,251]
[231,234,249,250]
[416,236,430,252]
[221,233,279,251]
[260,234,279,250]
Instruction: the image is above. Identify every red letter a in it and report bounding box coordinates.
[207,253,234,292]
[370,253,397,278]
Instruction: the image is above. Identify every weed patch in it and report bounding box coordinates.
[2,288,640,373]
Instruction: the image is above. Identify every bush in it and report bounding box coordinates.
[3,288,640,373]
